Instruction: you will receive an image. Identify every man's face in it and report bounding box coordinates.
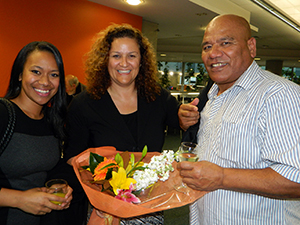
[65,78,75,95]
[201,16,256,93]
[65,80,72,92]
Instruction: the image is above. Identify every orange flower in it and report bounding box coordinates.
[93,158,119,181]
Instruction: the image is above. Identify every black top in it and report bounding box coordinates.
[122,111,138,143]
[0,101,60,225]
[65,87,180,160]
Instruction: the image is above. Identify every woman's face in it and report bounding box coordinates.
[108,37,141,88]
[18,50,60,107]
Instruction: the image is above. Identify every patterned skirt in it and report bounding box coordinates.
[120,211,163,225]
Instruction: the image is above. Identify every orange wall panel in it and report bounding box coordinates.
[0,0,142,96]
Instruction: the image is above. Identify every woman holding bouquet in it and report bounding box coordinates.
[65,24,181,224]
[0,41,72,225]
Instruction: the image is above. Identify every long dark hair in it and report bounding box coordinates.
[5,41,67,147]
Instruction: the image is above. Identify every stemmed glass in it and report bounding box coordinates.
[174,142,198,193]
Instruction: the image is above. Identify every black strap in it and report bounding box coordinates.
[0,98,16,156]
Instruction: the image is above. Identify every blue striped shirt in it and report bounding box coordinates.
[193,61,300,225]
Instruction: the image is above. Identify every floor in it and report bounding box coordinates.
[162,127,190,225]
[162,127,182,152]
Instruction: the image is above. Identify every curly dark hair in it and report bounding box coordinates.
[85,24,161,102]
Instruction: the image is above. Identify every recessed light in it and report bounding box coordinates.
[160,53,166,57]
[254,57,261,61]
[124,0,144,6]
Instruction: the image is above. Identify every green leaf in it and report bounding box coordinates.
[133,166,146,171]
[105,167,114,180]
[142,145,147,157]
[127,166,146,177]
[130,153,135,166]
[89,152,104,174]
[126,145,148,176]
[115,153,123,167]
[92,152,104,163]
[100,163,118,170]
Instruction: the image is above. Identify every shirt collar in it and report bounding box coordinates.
[208,61,260,99]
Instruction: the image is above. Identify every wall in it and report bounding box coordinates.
[0,0,142,97]
[142,20,159,52]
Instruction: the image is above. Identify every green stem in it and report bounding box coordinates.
[127,155,145,176]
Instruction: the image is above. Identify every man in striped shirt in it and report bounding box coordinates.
[178,14,300,224]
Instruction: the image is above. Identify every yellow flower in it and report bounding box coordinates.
[109,167,136,195]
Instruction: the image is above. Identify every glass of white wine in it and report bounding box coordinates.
[174,142,198,193]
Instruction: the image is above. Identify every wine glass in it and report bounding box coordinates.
[174,142,198,193]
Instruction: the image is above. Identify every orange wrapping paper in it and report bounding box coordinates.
[72,146,207,219]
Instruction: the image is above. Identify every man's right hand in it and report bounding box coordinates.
[178,98,200,131]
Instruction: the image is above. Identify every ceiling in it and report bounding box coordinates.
[89,0,300,67]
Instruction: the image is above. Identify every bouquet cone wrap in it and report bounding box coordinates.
[72,146,206,220]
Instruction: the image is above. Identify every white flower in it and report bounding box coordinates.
[133,150,175,191]
[133,169,158,190]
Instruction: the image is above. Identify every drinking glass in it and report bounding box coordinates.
[174,142,198,193]
[45,179,68,205]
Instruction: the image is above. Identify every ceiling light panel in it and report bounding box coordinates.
[252,0,300,33]
[265,0,300,25]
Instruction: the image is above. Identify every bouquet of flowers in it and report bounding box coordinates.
[82,146,175,204]
[72,146,206,222]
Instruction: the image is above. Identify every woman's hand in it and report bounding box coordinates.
[15,187,63,215]
[60,185,73,209]
[45,184,73,210]
[0,186,73,216]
